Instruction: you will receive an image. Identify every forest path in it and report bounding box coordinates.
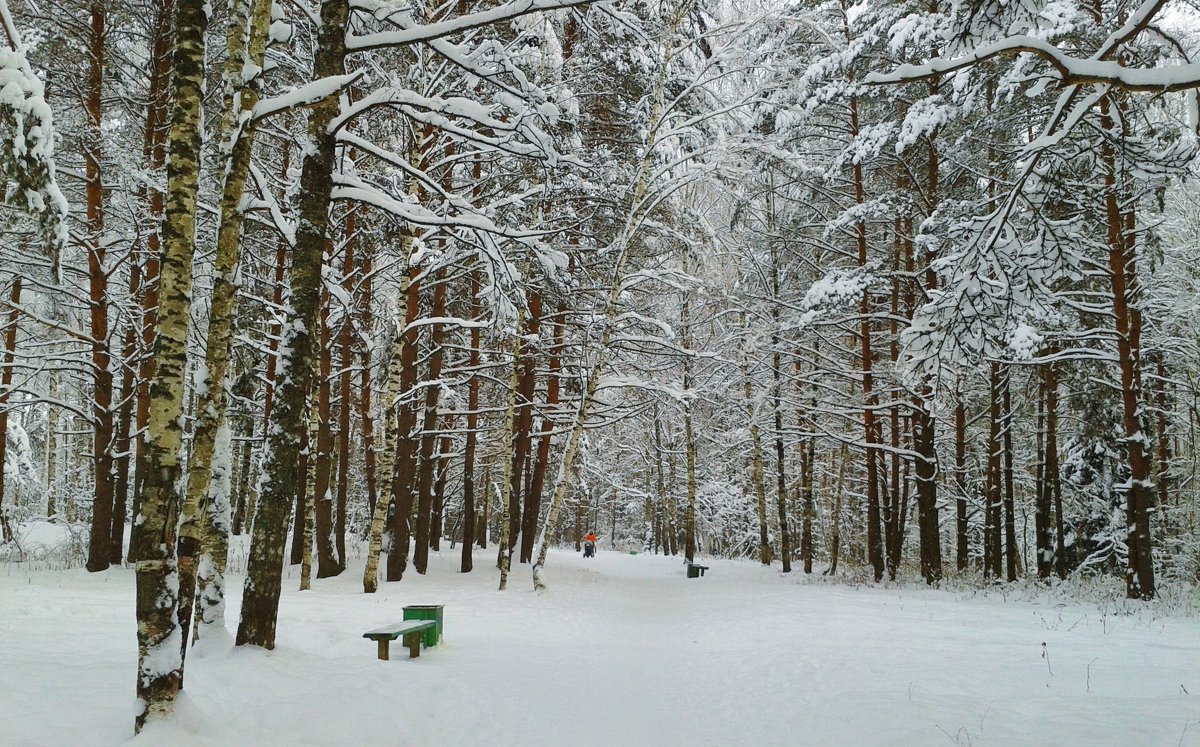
[2,546,1198,746]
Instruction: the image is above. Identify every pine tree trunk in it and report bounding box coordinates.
[386,242,426,582]
[743,355,772,566]
[130,0,207,726]
[313,282,340,578]
[412,275,449,574]
[1100,94,1154,599]
[525,299,564,562]
[0,276,21,539]
[984,363,1003,579]
[1034,368,1053,579]
[1046,360,1066,578]
[954,395,969,571]
[110,257,141,563]
[357,235,377,522]
[460,271,481,572]
[84,1,115,574]
[1001,367,1018,582]
[46,373,58,519]
[237,0,347,648]
[335,210,356,573]
[511,292,541,561]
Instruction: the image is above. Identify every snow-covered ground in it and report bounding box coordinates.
[2,547,1198,746]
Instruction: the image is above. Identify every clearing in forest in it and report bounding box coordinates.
[1,549,1197,746]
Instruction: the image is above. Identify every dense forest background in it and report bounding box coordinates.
[0,0,1199,729]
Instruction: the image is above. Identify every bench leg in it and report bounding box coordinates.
[405,632,421,658]
[377,640,390,661]
[699,568,706,577]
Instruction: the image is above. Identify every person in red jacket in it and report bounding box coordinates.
[583,531,598,558]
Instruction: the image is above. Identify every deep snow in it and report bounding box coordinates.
[1,547,1198,746]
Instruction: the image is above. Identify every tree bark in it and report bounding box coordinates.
[413,273,449,574]
[0,277,22,540]
[335,210,357,572]
[179,0,272,648]
[129,0,173,562]
[1100,93,1155,599]
[84,1,115,574]
[1001,367,1018,582]
[236,0,348,648]
[511,292,541,561]
[954,394,969,571]
[130,0,207,725]
[313,280,339,578]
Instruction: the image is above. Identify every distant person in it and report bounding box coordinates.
[583,531,598,558]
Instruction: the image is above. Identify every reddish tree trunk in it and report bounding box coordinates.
[0,277,22,541]
[84,2,115,573]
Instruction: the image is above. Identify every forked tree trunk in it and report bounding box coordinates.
[237,0,348,649]
[514,292,542,563]
[525,298,565,561]
[179,0,272,648]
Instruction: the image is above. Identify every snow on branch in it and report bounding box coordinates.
[866,34,1200,93]
[347,0,596,51]
[0,1,68,261]
[251,72,363,122]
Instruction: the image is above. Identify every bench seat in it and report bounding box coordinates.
[363,620,438,660]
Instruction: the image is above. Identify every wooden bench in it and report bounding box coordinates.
[686,561,710,578]
[363,620,438,661]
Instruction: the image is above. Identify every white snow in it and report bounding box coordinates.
[1,549,1198,745]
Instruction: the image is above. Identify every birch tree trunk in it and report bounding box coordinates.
[129,0,173,563]
[130,0,207,726]
[531,7,683,588]
[179,0,272,648]
[497,310,525,591]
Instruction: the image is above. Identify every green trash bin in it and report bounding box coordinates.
[686,564,700,579]
[402,605,444,647]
